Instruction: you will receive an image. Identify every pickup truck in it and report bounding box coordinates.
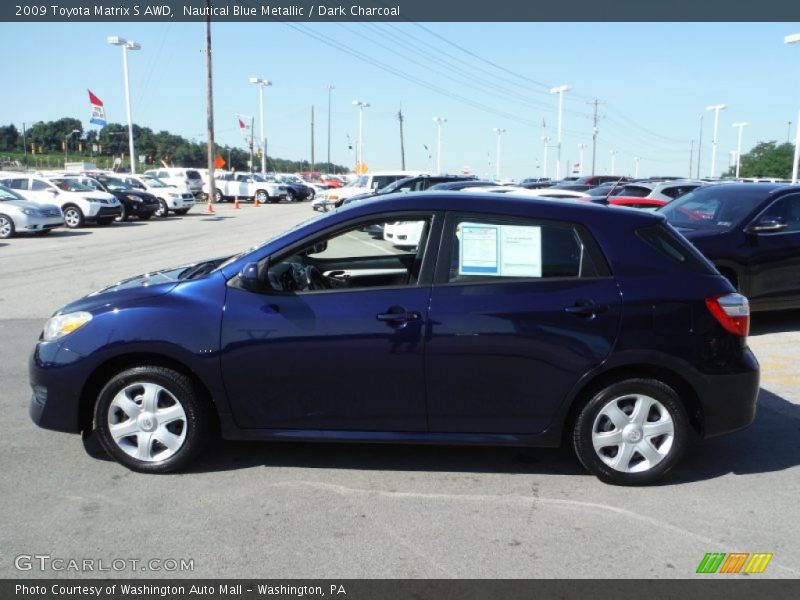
[205,172,288,204]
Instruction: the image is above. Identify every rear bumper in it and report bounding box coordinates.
[697,346,760,438]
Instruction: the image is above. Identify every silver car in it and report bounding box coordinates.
[0,184,63,238]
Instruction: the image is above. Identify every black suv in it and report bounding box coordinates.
[77,174,159,222]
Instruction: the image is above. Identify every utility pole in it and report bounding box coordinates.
[22,122,28,168]
[696,113,704,179]
[249,116,255,174]
[311,105,315,173]
[398,108,406,170]
[542,136,550,179]
[577,143,585,176]
[588,98,603,176]
[689,139,694,179]
[204,0,216,209]
[327,85,334,173]
[789,121,793,144]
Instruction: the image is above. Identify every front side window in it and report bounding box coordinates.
[247,215,434,294]
[757,194,800,232]
[660,187,768,232]
[444,215,606,283]
[30,179,53,191]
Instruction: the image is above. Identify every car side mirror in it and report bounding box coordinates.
[48,188,58,195]
[239,262,261,292]
[748,219,787,234]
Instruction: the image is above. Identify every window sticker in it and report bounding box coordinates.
[458,222,542,277]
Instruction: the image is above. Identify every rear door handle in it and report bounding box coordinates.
[564,300,609,318]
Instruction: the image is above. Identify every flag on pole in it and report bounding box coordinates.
[235,115,251,141]
[88,90,107,126]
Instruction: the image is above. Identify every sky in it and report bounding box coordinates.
[2,21,800,180]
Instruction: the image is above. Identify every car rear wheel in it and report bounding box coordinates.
[286,190,296,203]
[214,189,223,203]
[94,366,212,473]
[572,378,689,485]
[63,206,84,229]
[155,199,169,218]
[0,214,14,239]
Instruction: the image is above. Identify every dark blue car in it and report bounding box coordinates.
[660,183,800,311]
[29,193,759,484]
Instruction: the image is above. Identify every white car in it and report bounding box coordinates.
[123,175,195,217]
[313,171,428,212]
[144,168,204,197]
[205,172,288,204]
[0,174,121,228]
[0,184,63,238]
[383,220,426,248]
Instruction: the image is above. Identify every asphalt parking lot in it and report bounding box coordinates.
[1,203,798,579]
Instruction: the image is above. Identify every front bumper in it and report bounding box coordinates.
[29,341,90,433]
[15,214,64,232]
[85,204,122,219]
[169,196,195,209]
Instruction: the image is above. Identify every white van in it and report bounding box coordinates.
[144,168,204,197]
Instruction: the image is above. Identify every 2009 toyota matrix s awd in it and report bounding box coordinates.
[29,192,759,485]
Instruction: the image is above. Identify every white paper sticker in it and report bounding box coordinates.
[458,222,541,278]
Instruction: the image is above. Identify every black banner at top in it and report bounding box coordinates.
[3,0,800,22]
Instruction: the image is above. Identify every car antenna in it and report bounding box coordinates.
[604,176,625,204]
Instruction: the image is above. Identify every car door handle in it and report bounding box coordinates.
[564,300,609,318]
[376,308,421,323]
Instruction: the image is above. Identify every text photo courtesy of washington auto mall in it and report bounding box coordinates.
[1,1,800,598]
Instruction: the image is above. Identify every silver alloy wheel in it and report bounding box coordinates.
[591,394,674,473]
[256,190,268,203]
[156,199,168,217]
[63,208,81,228]
[0,216,11,238]
[107,382,188,462]
[214,189,223,203]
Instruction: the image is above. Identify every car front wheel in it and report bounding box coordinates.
[94,366,213,473]
[63,206,84,229]
[0,214,14,239]
[572,378,689,485]
[155,199,169,218]
[256,190,269,204]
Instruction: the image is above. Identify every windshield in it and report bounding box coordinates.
[99,177,128,191]
[378,177,415,194]
[141,176,168,188]
[0,185,24,201]
[659,186,769,232]
[348,176,368,188]
[50,178,94,192]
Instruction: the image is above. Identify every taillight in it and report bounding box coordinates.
[705,293,750,336]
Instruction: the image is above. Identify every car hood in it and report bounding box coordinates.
[56,257,229,315]
[2,199,60,213]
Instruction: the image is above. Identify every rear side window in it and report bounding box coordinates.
[636,224,716,273]
[186,170,201,180]
[3,178,28,190]
[30,179,51,191]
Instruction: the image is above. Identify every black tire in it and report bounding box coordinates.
[0,214,14,239]
[175,209,190,215]
[255,190,270,204]
[63,205,84,229]
[155,199,169,218]
[94,366,213,473]
[115,204,129,222]
[572,378,689,486]
[286,190,297,203]
[214,189,223,203]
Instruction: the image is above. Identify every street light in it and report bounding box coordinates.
[249,77,272,175]
[541,136,550,179]
[786,33,800,184]
[634,156,640,178]
[327,85,334,173]
[352,100,369,171]
[492,128,506,180]
[610,149,617,174]
[64,129,80,165]
[107,36,140,174]
[577,143,586,177]
[706,103,727,178]
[732,121,748,179]
[433,117,446,173]
[550,84,570,181]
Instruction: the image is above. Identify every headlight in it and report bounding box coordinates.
[168,192,180,198]
[125,194,143,202]
[43,311,93,342]
[21,208,41,216]
[85,196,103,203]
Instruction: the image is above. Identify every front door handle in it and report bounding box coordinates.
[564,300,609,318]
[376,306,421,323]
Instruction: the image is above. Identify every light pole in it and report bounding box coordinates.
[249,78,272,176]
[327,85,334,173]
[493,128,506,180]
[732,121,748,179]
[107,36,140,174]
[786,33,800,184]
[550,84,570,181]
[706,103,727,178]
[433,117,446,173]
[542,136,550,179]
[352,100,369,171]
[634,156,640,178]
[610,149,617,174]
[577,143,586,176]
[64,129,80,166]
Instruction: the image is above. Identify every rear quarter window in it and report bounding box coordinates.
[636,223,716,273]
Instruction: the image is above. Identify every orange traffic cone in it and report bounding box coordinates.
[253,196,260,208]
[205,201,215,214]
[233,198,241,210]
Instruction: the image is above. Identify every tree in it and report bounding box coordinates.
[0,125,19,152]
[726,141,796,179]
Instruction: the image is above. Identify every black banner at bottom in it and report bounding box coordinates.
[3,579,800,600]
